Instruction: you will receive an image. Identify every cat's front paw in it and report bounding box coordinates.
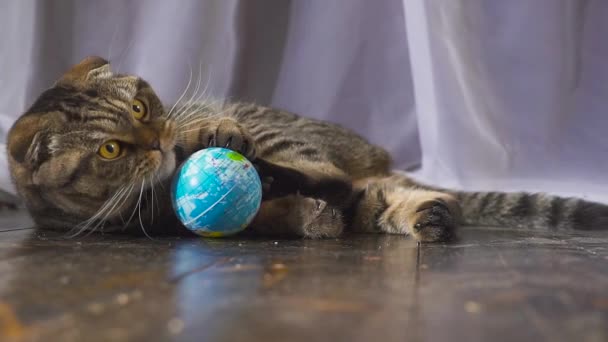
[199,118,257,160]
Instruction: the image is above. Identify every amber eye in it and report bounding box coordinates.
[131,99,147,120]
[98,140,122,159]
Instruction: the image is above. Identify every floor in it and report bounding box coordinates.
[0,209,607,342]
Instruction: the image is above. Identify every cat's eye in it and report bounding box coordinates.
[131,99,147,120]
[98,140,122,159]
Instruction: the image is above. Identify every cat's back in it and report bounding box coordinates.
[226,102,392,177]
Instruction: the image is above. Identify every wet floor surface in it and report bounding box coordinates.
[0,209,607,342]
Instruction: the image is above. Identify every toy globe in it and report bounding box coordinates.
[171,147,262,237]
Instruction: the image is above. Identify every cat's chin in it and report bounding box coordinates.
[157,150,177,181]
[152,151,176,182]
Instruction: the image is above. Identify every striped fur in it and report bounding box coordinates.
[456,191,608,231]
[7,56,608,241]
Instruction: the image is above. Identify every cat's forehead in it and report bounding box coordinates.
[96,74,140,100]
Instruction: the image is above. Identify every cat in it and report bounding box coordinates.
[6,56,608,241]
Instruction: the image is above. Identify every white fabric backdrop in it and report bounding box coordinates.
[0,0,418,197]
[405,0,608,202]
[1,0,607,203]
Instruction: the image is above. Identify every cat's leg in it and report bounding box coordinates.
[249,195,344,238]
[350,174,462,242]
[254,158,353,207]
[247,157,361,238]
[247,159,353,238]
[179,117,257,159]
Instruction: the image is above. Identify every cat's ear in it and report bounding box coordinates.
[57,56,112,85]
[7,114,84,187]
[32,150,86,187]
[7,114,49,167]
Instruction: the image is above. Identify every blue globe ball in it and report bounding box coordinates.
[171,147,262,237]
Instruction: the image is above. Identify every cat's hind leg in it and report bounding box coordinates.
[247,158,353,238]
[350,174,461,242]
[249,195,344,238]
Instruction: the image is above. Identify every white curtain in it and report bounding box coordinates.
[0,0,418,198]
[1,0,607,203]
[404,0,608,202]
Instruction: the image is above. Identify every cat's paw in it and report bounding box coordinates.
[376,190,460,242]
[199,118,256,160]
[251,195,344,238]
[297,197,344,239]
[410,199,457,242]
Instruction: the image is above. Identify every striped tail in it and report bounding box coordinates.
[455,191,608,231]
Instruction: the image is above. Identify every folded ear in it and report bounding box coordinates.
[7,114,48,167]
[32,150,87,187]
[8,113,86,187]
[57,56,112,85]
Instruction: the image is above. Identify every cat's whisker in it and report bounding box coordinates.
[112,183,136,224]
[149,175,157,226]
[153,176,162,205]
[178,61,203,107]
[167,75,194,120]
[123,205,138,230]
[68,184,131,237]
[173,96,194,117]
[175,95,219,126]
[96,184,134,230]
[172,63,203,122]
[137,180,154,240]
[177,96,219,125]
[175,108,206,129]
[118,183,136,227]
[175,106,218,127]
[175,106,230,131]
[115,34,135,74]
[173,66,216,127]
[74,186,128,235]
[176,118,209,129]
[179,68,212,124]
[123,181,146,230]
[154,171,165,191]
[173,61,205,124]
[175,111,226,129]
[207,105,233,119]
[166,61,194,120]
[175,108,233,134]
[194,68,213,108]
[176,127,209,135]
[175,104,203,127]
[142,180,150,227]
[85,182,135,236]
[172,139,186,146]
[107,23,121,65]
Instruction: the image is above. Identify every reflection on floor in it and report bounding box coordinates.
[0,209,607,342]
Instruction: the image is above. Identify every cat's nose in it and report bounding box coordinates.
[141,137,161,151]
[136,127,161,151]
[148,138,161,151]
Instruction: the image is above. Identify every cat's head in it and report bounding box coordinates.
[7,56,176,230]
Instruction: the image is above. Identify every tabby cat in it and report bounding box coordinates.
[7,57,608,241]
